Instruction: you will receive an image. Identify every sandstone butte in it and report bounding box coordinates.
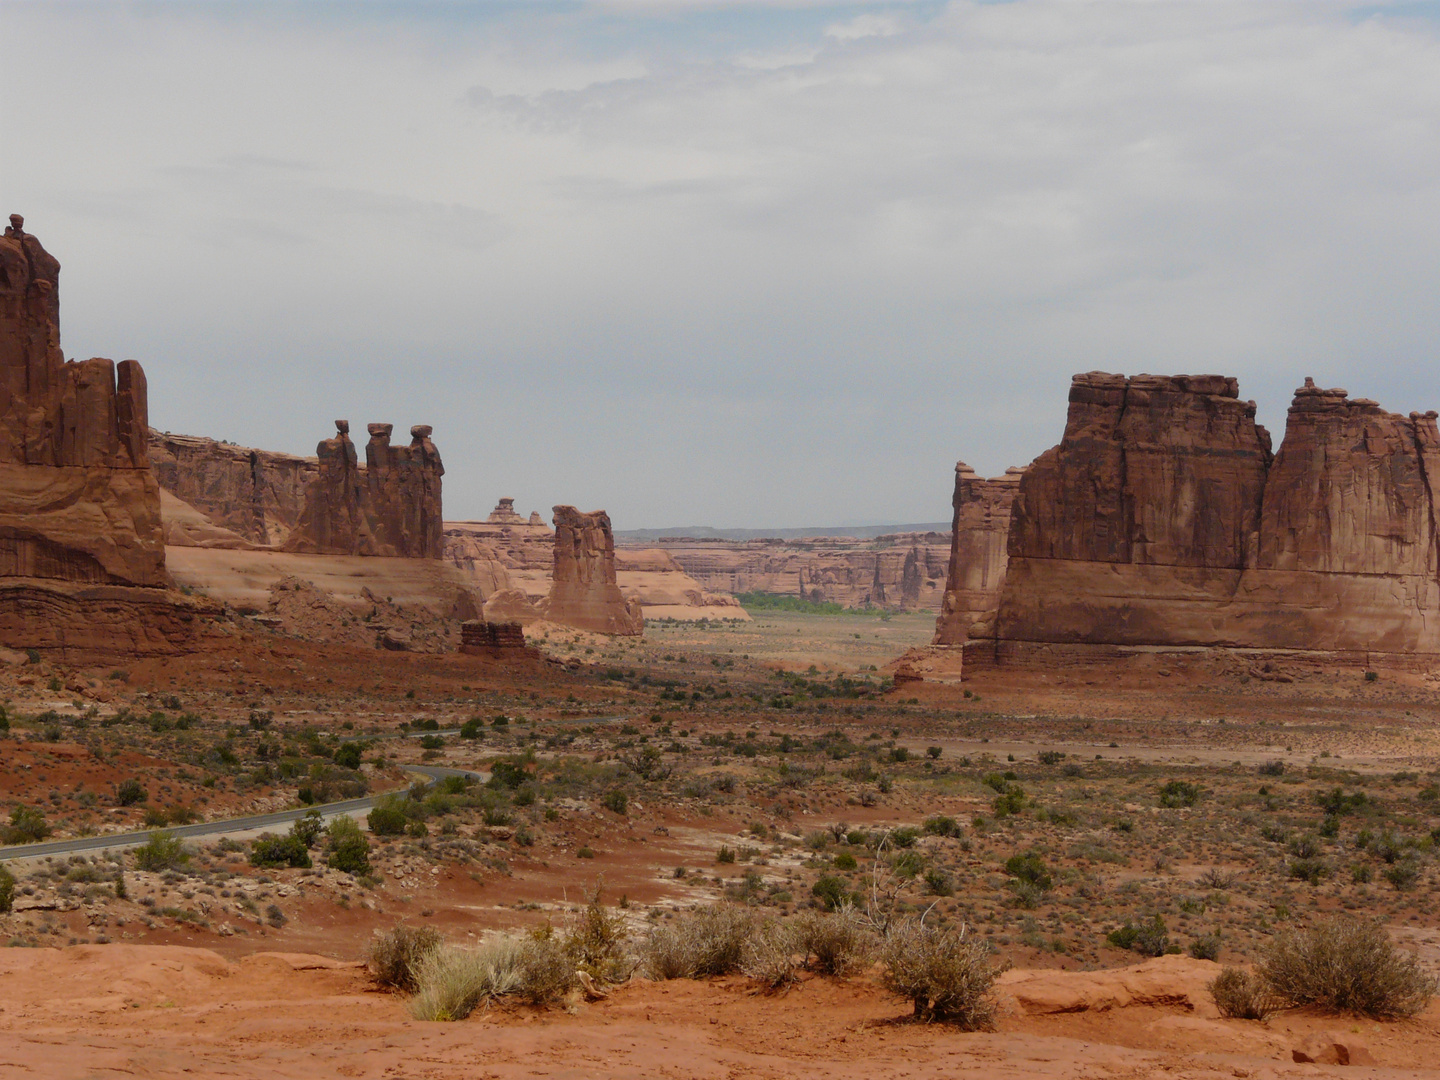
[541,505,644,635]
[936,370,1440,667]
[0,214,206,657]
[631,531,951,612]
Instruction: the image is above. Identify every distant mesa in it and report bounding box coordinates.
[935,370,1440,669]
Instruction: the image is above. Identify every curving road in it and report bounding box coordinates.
[0,712,637,862]
[0,765,486,862]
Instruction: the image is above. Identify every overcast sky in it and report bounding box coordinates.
[4,1,1440,528]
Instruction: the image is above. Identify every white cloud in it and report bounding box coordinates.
[2,1,1440,527]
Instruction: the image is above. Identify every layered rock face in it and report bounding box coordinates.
[284,421,443,558]
[0,215,163,587]
[642,533,951,611]
[542,505,643,635]
[148,432,316,546]
[967,371,1440,658]
[932,464,1023,644]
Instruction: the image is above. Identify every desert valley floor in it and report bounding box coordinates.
[3,609,1440,1076]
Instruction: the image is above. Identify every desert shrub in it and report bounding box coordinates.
[601,790,628,816]
[639,905,755,980]
[368,924,443,991]
[889,826,920,849]
[517,932,578,1004]
[1384,859,1421,891]
[793,906,877,976]
[292,809,325,847]
[408,937,527,1020]
[116,779,147,806]
[1107,914,1169,957]
[334,742,363,769]
[1037,750,1065,766]
[880,918,999,1027]
[250,833,312,869]
[564,887,631,982]
[716,845,736,864]
[0,862,13,913]
[459,718,483,739]
[368,798,408,836]
[925,868,954,896]
[833,851,858,871]
[922,815,961,838]
[1258,759,1286,777]
[1189,932,1222,961]
[991,784,1026,817]
[1158,780,1201,808]
[812,874,857,912]
[1288,857,1329,885]
[1259,917,1437,1018]
[1197,867,1238,890]
[327,816,371,874]
[133,831,189,872]
[740,919,800,990]
[1209,967,1278,1019]
[4,805,50,844]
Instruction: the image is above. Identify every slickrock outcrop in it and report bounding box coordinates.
[0,215,163,587]
[959,371,1440,664]
[148,432,316,546]
[542,506,643,635]
[284,421,444,558]
[932,464,1023,644]
[642,533,951,611]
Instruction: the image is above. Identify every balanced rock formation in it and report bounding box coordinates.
[284,421,443,558]
[932,464,1023,644]
[148,432,316,546]
[956,371,1440,664]
[0,214,163,587]
[542,506,643,635]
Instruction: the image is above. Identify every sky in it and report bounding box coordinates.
[4,1,1440,529]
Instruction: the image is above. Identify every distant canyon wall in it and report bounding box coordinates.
[942,371,1440,661]
[639,533,952,612]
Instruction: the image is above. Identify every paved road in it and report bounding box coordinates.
[0,765,486,863]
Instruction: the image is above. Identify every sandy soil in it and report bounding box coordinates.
[2,943,1433,1078]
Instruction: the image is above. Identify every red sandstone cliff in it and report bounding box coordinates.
[932,463,1023,644]
[964,371,1440,661]
[148,432,316,546]
[0,214,163,587]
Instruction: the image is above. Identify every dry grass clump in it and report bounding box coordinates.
[794,905,877,977]
[409,936,528,1021]
[515,933,579,1006]
[640,904,756,980]
[881,917,1000,1028]
[739,919,800,991]
[1209,966,1279,1020]
[367,924,443,992]
[1259,917,1436,1019]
